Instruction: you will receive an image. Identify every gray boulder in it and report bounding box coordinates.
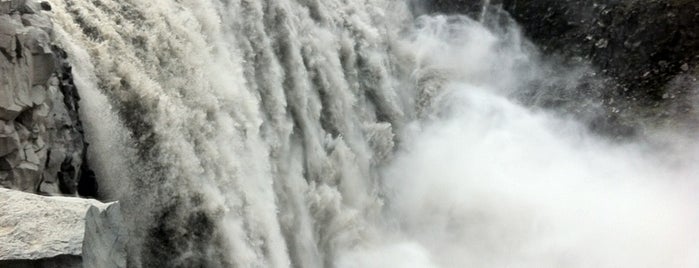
[0,188,108,267]
[83,203,128,268]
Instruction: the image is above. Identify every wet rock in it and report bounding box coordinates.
[0,0,96,196]
[18,0,43,15]
[39,1,49,11]
[0,121,19,157]
[83,203,128,268]
[0,188,108,266]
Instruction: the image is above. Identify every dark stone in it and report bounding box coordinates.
[57,156,77,194]
[0,255,81,268]
[39,2,50,11]
[77,166,97,197]
[46,44,98,197]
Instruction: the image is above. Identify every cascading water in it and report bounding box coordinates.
[46,0,699,267]
[479,0,491,22]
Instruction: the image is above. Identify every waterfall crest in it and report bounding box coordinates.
[46,0,699,267]
[49,0,417,266]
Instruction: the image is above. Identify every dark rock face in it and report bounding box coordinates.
[426,0,699,127]
[0,0,96,196]
[503,0,699,103]
[0,255,81,268]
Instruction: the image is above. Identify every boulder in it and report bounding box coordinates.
[0,188,108,266]
[83,203,128,268]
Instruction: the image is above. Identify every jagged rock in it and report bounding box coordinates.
[17,26,50,54]
[0,32,14,59]
[11,161,39,191]
[0,120,19,157]
[39,1,49,11]
[0,188,108,267]
[83,203,128,268]
[0,0,97,196]
[18,0,44,15]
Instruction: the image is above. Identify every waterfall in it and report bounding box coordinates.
[46,0,699,267]
[50,0,413,266]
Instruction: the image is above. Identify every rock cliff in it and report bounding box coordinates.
[0,0,96,196]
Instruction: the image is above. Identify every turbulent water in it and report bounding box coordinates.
[47,0,699,267]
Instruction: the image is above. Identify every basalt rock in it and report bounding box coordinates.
[0,0,97,196]
[0,188,108,267]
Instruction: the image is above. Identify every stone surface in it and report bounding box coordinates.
[0,188,108,263]
[83,203,128,268]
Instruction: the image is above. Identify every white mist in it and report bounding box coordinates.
[341,14,699,268]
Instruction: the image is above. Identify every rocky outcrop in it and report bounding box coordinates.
[0,0,96,196]
[0,188,108,267]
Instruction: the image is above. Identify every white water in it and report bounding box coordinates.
[47,0,699,267]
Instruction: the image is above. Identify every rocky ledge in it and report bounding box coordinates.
[0,188,113,267]
[0,0,96,196]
